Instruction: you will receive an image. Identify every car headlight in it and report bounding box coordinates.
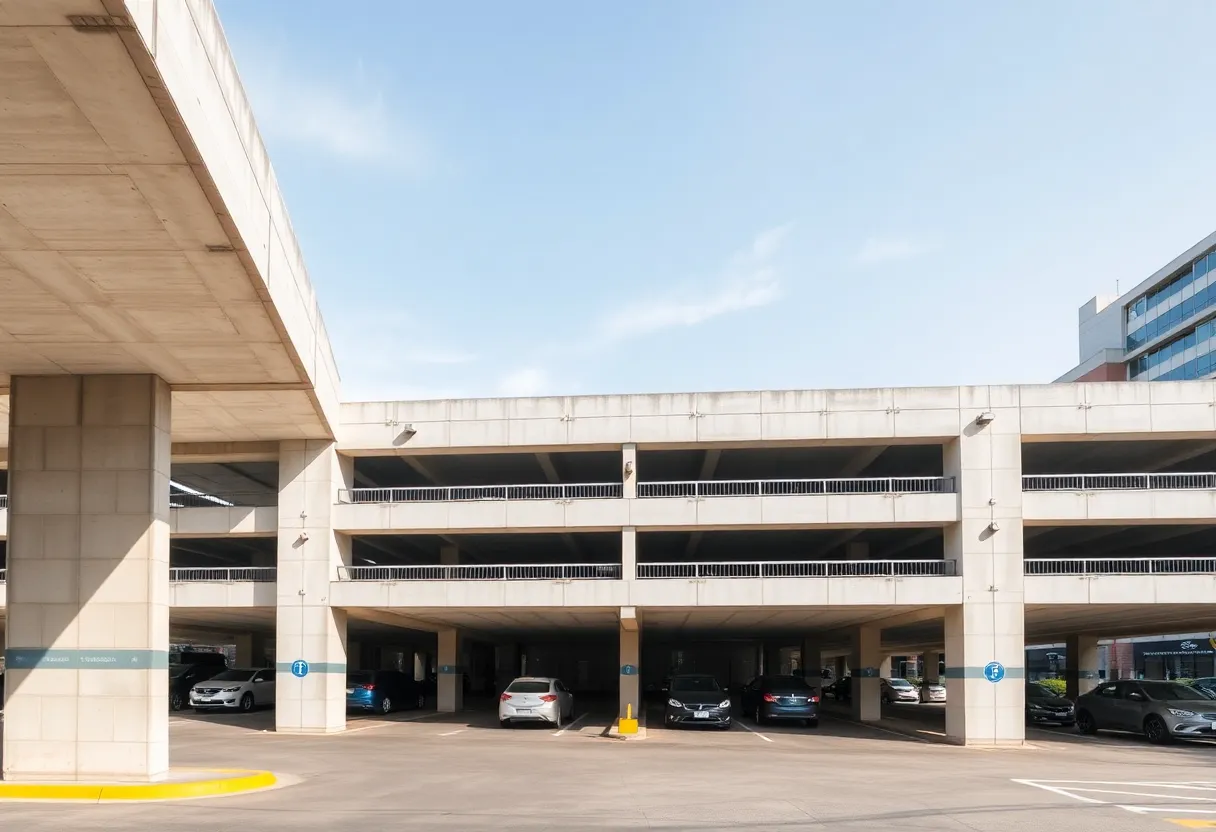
[222,687,241,693]
[719,699,731,709]
[1168,708,1196,718]
[668,698,683,708]
[1027,703,1046,711]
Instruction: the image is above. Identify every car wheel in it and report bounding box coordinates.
[170,692,183,712]
[718,722,731,731]
[1144,715,1171,745]
[416,693,426,709]
[753,706,763,725]
[807,718,819,729]
[881,694,890,705]
[240,693,254,713]
[1075,710,1097,735]
[499,719,511,729]
[379,696,393,715]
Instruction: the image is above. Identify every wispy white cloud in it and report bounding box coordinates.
[855,236,938,265]
[595,222,793,344]
[234,48,428,172]
[496,367,556,397]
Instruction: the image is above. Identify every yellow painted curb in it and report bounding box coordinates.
[0,769,277,802]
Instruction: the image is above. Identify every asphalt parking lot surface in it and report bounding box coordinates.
[2,700,1216,830]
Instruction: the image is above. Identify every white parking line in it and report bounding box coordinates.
[438,729,466,736]
[553,713,589,736]
[736,720,774,743]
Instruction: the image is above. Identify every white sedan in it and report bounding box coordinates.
[190,668,275,712]
[498,677,574,727]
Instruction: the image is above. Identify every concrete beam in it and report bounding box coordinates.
[170,442,279,463]
[536,453,561,484]
[698,449,722,481]
[839,445,886,477]
[403,456,444,485]
[684,532,703,559]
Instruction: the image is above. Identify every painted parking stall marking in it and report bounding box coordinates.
[1013,779,1216,823]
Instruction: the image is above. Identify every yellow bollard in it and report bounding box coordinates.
[618,702,639,735]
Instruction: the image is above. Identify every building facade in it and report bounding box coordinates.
[1061,230,1216,383]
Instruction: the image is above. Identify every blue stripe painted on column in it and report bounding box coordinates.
[944,666,1026,680]
[275,662,347,674]
[5,649,170,670]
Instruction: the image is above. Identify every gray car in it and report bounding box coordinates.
[1075,680,1216,744]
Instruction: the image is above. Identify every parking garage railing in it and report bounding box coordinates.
[1022,473,1216,491]
[337,563,623,581]
[636,559,955,579]
[636,477,955,498]
[1024,557,1216,576]
[337,483,624,504]
[169,492,278,508]
[169,567,277,582]
[0,494,6,509]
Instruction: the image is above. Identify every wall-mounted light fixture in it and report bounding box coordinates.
[624,461,634,478]
[298,532,309,544]
[975,411,996,426]
[988,521,1000,533]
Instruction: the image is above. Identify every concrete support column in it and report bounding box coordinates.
[621,526,636,580]
[762,645,782,676]
[438,629,463,712]
[942,391,1025,746]
[834,655,847,680]
[276,441,351,734]
[851,626,881,721]
[618,608,640,721]
[5,375,171,781]
[622,443,637,499]
[879,656,893,679]
[1065,635,1100,700]
[801,637,822,681]
[235,633,268,668]
[923,650,942,683]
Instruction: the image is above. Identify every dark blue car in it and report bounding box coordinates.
[740,675,820,727]
[346,670,426,714]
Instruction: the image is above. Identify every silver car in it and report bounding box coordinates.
[1075,680,1216,744]
[881,678,920,703]
[920,681,947,703]
[499,677,574,728]
[190,668,275,712]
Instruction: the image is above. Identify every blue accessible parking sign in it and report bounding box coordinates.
[983,661,1005,683]
[291,659,310,678]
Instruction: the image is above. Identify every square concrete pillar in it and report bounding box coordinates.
[235,633,268,668]
[762,645,782,676]
[5,375,171,782]
[622,443,637,499]
[801,638,823,682]
[438,629,464,712]
[1065,635,1100,700]
[851,627,881,721]
[923,650,942,683]
[942,389,1025,746]
[276,440,351,734]
[621,526,636,579]
[834,655,847,680]
[879,656,893,679]
[618,610,640,721]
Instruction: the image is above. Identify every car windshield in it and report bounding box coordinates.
[206,670,256,683]
[671,676,721,693]
[506,680,551,693]
[347,671,374,685]
[1141,682,1214,701]
[887,679,914,689]
[1026,684,1058,700]
[169,663,191,679]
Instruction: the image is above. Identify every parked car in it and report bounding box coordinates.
[740,675,819,726]
[824,675,851,702]
[881,678,920,704]
[169,661,225,711]
[1191,677,1216,697]
[190,668,275,713]
[664,674,732,730]
[170,651,227,672]
[499,677,574,728]
[1075,680,1216,744]
[347,670,426,714]
[919,680,947,703]
[1025,682,1075,726]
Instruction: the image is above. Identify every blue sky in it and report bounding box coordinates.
[216,0,1216,401]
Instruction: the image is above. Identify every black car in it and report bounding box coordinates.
[740,675,819,726]
[169,661,225,711]
[1025,683,1075,726]
[664,674,732,729]
[824,675,852,702]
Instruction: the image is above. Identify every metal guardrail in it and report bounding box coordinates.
[0,568,5,582]
[636,560,955,579]
[637,477,955,498]
[1022,473,1216,491]
[338,483,624,504]
[337,563,623,581]
[169,567,277,582]
[1025,558,1216,576]
[169,492,278,508]
[0,495,6,509]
